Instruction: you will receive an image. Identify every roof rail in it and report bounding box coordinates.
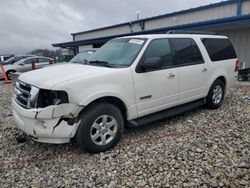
[167,30,217,35]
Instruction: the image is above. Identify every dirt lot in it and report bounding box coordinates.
[0,82,249,187]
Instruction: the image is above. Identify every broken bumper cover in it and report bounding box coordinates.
[12,98,83,144]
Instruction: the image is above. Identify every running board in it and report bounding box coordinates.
[128,98,206,127]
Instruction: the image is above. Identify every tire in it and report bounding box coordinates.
[238,76,247,81]
[242,76,248,81]
[75,102,124,153]
[7,70,15,80]
[206,79,225,109]
[238,76,243,81]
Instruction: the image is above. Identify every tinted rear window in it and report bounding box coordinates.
[202,38,237,61]
[171,38,204,66]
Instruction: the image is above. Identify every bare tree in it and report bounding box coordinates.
[28,49,61,58]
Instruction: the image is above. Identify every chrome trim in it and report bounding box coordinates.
[16,82,30,95]
[14,80,39,109]
[27,86,39,108]
[18,95,28,102]
[14,97,26,108]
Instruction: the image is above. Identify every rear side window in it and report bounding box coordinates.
[171,38,204,66]
[38,58,48,63]
[24,59,33,64]
[202,38,237,61]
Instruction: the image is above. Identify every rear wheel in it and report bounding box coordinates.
[206,79,225,109]
[75,102,124,153]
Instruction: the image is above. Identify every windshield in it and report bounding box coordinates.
[69,51,95,64]
[3,57,20,65]
[4,57,15,64]
[87,38,146,67]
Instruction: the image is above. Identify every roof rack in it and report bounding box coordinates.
[167,30,217,35]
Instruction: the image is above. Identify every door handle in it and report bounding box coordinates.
[202,67,208,72]
[168,73,175,79]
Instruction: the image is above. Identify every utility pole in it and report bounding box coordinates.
[136,10,141,20]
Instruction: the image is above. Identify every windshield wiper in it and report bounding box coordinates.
[70,61,80,64]
[88,60,113,68]
[70,59,88,64]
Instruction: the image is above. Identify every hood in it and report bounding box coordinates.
[19,63,112,89]
[43,62,67,68]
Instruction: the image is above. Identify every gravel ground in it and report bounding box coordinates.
[0,81,249,187]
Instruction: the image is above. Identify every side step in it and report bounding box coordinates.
[128,98,206,127]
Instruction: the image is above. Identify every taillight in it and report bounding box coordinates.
[235,59,240,72]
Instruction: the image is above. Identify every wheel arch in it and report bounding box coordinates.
[79,96,128,121]
[216,76,226,88]
[6,69,16,79]
[6,69,16,74]
[208,73,227,92]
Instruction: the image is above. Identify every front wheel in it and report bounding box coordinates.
[206,79,225,109]
[7,70,16,80]
[75,102,124,153]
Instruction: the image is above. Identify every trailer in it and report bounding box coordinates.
[238,68,250,81]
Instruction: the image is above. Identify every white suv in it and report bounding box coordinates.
[12,32,239,153]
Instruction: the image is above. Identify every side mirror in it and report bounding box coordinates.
[139,58,161,72]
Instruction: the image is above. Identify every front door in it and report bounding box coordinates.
[17,58,34,72]
[133,38,179,117]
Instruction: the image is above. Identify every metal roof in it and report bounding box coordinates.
[70,0,238,36]
[52,14,250,48]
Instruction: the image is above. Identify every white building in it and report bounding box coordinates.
[53,0,250,68]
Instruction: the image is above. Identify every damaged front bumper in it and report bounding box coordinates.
[12,98,83,144]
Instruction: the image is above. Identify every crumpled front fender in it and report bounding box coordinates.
[12,98,84,143]
[34,103,83,119]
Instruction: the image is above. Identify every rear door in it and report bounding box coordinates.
[170,38,209,104]
[133,38,179,117]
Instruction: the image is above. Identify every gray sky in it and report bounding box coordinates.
[0,0,222,54]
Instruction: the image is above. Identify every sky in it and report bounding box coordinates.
[0,0,223,55]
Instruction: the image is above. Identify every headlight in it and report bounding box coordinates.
[36,89,69,108]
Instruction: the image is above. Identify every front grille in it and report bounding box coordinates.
[14,81,32,108]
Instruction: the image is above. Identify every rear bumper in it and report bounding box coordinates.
[12,98,83,144]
